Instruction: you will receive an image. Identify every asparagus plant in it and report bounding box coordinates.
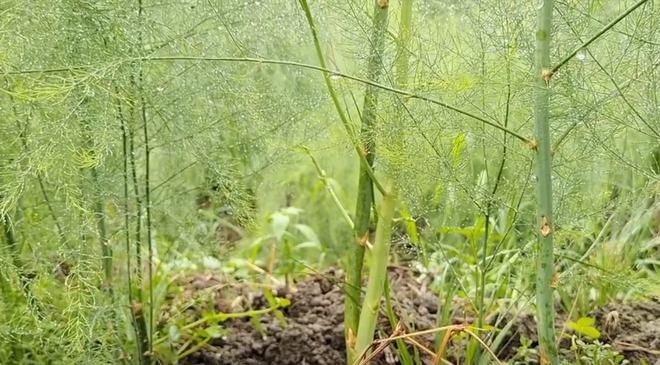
[532,1,559,363]
[296,1,389,362]
[354,182,396,363]
[348,1,390,361]
[531,1,649,363]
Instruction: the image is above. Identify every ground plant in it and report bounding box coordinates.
[1,0,658,364]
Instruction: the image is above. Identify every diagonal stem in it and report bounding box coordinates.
[550,0,650,75]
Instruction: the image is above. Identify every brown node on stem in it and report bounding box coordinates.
[347,328,357,349]
[539,349,550,365]
[528,138,539,151]
[358,143,370,158]
[378,0,389,9]
[540,216,552,237]
[542,68,554,82]
[357,231,373,249]
[551,271,560,288]
[131,301,144,316]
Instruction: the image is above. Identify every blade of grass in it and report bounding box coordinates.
[383,277,414,365]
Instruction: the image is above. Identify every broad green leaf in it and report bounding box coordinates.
[295,241,321,249]
[477,169,488,190]
[400,206,420,245]
[250,314,266,336]
[264,289,288,325]
[281,206,303,216]
[202,256,221,270]
[270,212,290,241]
[294,224,320,245]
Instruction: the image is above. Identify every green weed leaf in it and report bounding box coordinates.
[203,325,224,339]
[567,317,601,339]
[270,212,290,241]
[168,324,180,342]
[294,224,320,245]
[451,134,467,167]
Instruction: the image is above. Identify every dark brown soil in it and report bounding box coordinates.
[173,268,660,365]
[593,298,660,364]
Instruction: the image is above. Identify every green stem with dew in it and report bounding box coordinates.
[348,1,390,361]
[533,1,559,364]
[354,182,396,364]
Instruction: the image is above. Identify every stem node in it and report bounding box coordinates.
[542,68,554,82]
[541,216,552,237]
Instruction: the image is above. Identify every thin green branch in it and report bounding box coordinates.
[552,59,659,152]
[126,86,144,291]
[137,1,153,363]
[591,55,658,138]
[144,56,530,143]
[476,68,512,336]
[556,0,658,46]
[10,103,66,242]
[556,6,660,139]
[550,0,651,75]
[8,56,531,144]
[302,147,354,229]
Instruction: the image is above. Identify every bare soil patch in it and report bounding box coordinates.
[173,268,659,365]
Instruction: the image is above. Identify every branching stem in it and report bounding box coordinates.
[550,0,650,75]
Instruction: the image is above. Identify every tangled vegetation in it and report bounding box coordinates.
[1,0,658,364]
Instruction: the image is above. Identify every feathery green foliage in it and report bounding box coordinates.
[0,0,658,364]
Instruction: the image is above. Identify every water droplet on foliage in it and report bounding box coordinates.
[576,48,587,61]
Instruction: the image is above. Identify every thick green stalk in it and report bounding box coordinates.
[354,184,396,363]
[396,0,413,86]
[376,1,413,362]
[533,1,559,364]
[296,1,389,362]
[92,166,112,287]
[348,1,390,361]
[80,113,112,288]
[297,0,387,197]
